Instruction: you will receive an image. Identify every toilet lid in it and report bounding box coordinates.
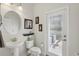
[29,47,41,54]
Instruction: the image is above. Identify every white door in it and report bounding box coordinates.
[46,8,69,56]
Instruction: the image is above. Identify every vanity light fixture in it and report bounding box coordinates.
[4,3,23,11]
[18,3,23,11]
[12,3,23,11]
[4,3,11,6]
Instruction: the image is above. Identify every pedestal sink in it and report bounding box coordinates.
[5,38,25,56]
[2,11,23,56]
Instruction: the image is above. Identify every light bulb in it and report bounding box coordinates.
[18,6,23,11]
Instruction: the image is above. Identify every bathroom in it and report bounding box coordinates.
[0,3,79,56]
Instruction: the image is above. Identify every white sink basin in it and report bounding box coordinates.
[5,39,25,56]
[5,39,24,48]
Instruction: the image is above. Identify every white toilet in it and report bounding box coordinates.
[25,39,41,56]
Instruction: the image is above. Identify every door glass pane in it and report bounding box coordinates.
[48,14,63,56]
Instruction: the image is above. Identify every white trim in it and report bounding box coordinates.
[66,5,70,56]
[45,6,69,15]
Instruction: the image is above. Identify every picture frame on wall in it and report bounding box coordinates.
[35,16,39,24]
[39,24,42,32]
[24,19,33,29]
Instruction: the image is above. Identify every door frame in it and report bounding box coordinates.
[45,7,69,56]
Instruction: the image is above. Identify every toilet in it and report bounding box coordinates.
[25,39,41,56]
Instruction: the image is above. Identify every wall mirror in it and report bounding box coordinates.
[3,11,21,35]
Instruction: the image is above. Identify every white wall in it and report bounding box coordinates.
[33,3,79,56]
[33,3,68,55]
[0,3,33,56]
[68,4,79,56]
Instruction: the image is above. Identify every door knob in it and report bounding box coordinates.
[62,39,67,41]
[63,35,67,41]
[64,35,66,38]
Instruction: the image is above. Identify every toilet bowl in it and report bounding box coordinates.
[25,39,41,56]
[28,47,41,56]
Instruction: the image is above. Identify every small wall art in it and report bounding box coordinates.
[35,16,39,24]
[39,24,42,32]
[24,19,33,29]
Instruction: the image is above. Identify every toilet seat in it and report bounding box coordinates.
[28,47,41,56]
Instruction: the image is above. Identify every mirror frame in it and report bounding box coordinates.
[3,11,21,35]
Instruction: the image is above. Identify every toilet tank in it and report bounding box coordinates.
[25,39,34,49]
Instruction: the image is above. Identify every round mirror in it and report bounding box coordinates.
[3,11,21,35]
